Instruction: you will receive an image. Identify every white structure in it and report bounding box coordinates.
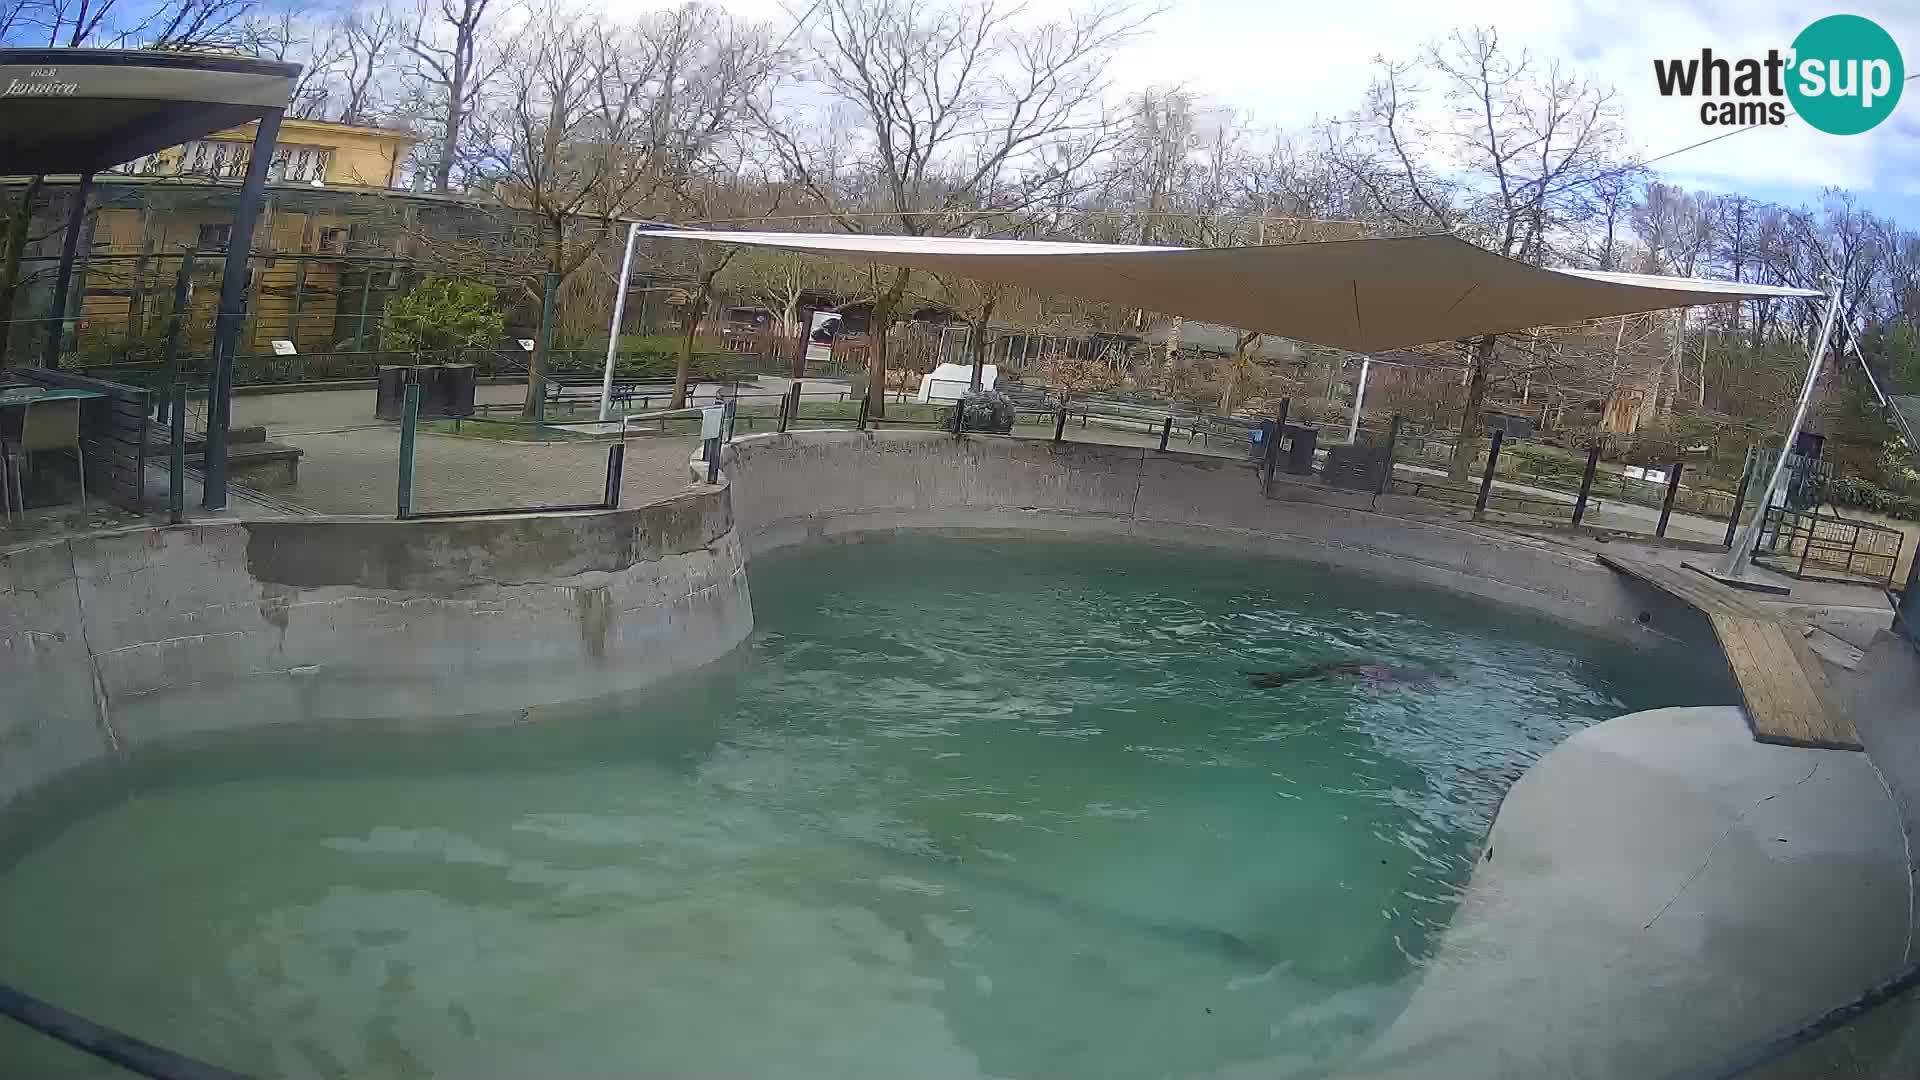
[917,362,996,403]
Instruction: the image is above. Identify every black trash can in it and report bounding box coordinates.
[374,366,409,420]
[439,364,477,419]
[414,364,453,418]
[1285,424,1318,474]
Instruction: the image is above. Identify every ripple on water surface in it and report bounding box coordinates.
[0,537,1733,1079]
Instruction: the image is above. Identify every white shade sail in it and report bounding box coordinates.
[648,229,1822,353]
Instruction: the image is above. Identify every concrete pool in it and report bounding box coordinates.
[0,429,1913,1077]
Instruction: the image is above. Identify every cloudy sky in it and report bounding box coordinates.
[679,0,1920,223]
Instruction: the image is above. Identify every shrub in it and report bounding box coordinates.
[961,390,1015,433]
[1815,474,1920,521]
[381,277,506,360]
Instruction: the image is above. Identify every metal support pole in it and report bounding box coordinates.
[532,270,559,424]
[356,265,374,351]
[287,259,306,341]
[1725,452,1756,547]
[778,385,793,433]
[1053,406,1067,443]
[857,393,870,431]
[603,442,626,508]
[168,384,186,525]
[1347,356,1370,444]
[1475,428,1505,517]
[1379,415,1402,495]
[1718,285,1844,578]
[1657,461,1685,538]
[157,251,195,424]
[1158,416,1172,452]
[204,109,282,511]
[43,172,93,368]
[1262,400,1290,497]
[724,397,737,442]
[1572,446,1600,526]
[396,381,419,518]
[953,400,965,437]
[598,222,641,421]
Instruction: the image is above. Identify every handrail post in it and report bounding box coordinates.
[1725,452,1756,547]
[168,384,186,524]
[857,393,870,431]
[603,442,626,508]
[1053,405,1067,443]
[1158,416,1172,452]
[396,381,418,519]
[1656,460,1684,538]
[1475,428,1504,518]
[1572,446,1600,526]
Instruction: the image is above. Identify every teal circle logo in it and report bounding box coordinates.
[1787,15,1904,135]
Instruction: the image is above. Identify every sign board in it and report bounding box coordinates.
[270,339,297,355]
[701,406,724,440]
[519,339,536,352]
[1623,466,1668,486]
[805,310,840,367]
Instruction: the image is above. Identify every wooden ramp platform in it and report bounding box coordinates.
[1597,555,1861,751]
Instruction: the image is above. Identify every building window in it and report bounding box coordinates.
[269,146,333,184]
[318,227,349,254]
[197,224,233,251]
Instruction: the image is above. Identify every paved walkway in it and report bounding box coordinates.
[273,429,699,516]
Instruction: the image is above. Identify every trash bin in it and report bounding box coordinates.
[1285,424,1318,474]
[439,364,477,419]
[374,366,409,420]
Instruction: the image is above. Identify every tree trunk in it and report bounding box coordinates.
[1221,331,1258,416]
[434,80,463,194]
[520,234,561,418]
[0,175,45,368]
[1447,334,1496,483]
[672,300,699,409]
[968,295,996,391]
[868,268,908,418]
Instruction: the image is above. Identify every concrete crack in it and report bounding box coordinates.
[1644,759,1820,930]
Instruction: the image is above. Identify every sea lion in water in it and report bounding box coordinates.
[1245,660,1438,689]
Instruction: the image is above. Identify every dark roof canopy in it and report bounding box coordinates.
[0,49,298,174]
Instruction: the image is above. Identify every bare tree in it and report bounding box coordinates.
[752,0,1153,416]
[1326,27,1634,481]
[404,0,511,193]
[460,2,778,413]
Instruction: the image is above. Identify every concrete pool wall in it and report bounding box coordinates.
[715,429,1725,653]
[0,487,752,811]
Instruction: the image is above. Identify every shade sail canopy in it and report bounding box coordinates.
[0,49,298,174]
[649,230,1822,353]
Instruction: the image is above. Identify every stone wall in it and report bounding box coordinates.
[0,488,751,810]
[716,430,1718,649]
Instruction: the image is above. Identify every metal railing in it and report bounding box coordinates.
[1753,505,1904,587]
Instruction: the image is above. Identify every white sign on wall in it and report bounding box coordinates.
[805,310,840,366]
[270,339,298,355]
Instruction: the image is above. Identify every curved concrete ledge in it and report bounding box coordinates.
[0,489,752,810]
[1351,706,1910,1078]
[708,429,1726,653]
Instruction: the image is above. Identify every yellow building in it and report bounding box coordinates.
[116,117,415,189]
[61,119,421,357]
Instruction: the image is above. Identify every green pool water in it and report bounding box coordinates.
[0,537,1732,1079]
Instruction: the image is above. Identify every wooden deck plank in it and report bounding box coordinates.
[1598,555,1860,751]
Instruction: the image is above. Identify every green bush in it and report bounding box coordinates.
[381,277,507,359]
[1816,474,1920,520]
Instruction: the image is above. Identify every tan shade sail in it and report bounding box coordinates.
[649,230,1822,353]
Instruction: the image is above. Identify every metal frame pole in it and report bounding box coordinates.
[157,251,195,424]
[204,109,283,511]
[603,442,626,507]
[168,384,187,525]
[598,222,641,421]
[1347,356,1369,444]
[532,270,559,424]
[1158,416,1172,452]
[43,172,94,368]
[1717,286,1843,579]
